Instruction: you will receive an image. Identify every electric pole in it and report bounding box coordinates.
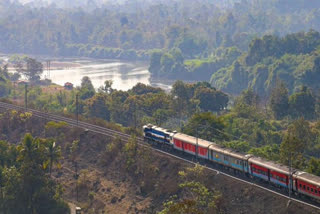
[288,151,292,207]
[75,161,79,202]
[134,103,137,130]
[13,82,16,100]
[25,84,28,110]
[196,126,198,161]
[46,60,51,79]
[76,94,79,126]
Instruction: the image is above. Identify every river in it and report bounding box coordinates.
[1,56,173,91]
[46,59,165,91]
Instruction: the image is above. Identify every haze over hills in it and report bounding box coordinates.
[12,0,241,9]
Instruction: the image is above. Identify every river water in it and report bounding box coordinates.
[46,59,173,91]
[0,56,172,91]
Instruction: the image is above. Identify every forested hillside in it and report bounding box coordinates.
[210,31,320,96]
[1,0,320,59]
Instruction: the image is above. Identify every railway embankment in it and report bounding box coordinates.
[0,108,318,213]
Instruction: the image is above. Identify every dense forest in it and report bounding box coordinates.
[1,0,320,58]
[0,133,70,213]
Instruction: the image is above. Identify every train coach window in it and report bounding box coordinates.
[299,184,302,188]
[303,185,306,190]
[315,190,318,194]
[307,187,310,191]
[311,188,314,192]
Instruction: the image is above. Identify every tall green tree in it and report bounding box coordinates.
[280,118,312,168]
[43,140,61,176]
[183,112,226,142]
[16,57,43,82]
[289,86,316,119]
[79,76,95,100]
[307,157,320,176]
[85,93,110,120]
[194,86,228,112]
[269,81,289,119]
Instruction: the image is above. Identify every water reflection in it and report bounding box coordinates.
[47,59,159,91]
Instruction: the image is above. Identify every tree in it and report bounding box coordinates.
[10,134,70,214]
[159,165,221,214]
[289,86,316,119]
[233,88,261,118]
[149,51,162,73]
[101,80,113,94]
[153,109,171,126]
[280,118,312,168]
[43,140,61,176]
[194,86,228,112]
[182,112,226,142]
[122,136,138,171]
[130,83,163,95]
[16,57,43,82]
[0,141,9,167]
[85,93,110,120]
[236,88,260,107]
[307,157,320,176]
[160,53,175,73]
[171,80,192,100]
[269,81,289,119]
[79,76,95,100]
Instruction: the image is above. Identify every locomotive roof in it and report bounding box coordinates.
[173,133,215,148]
[249,157,290,175]
[294,171,320,187]
[150,125,172,134]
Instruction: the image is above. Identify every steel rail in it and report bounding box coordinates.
[0,101,319,210]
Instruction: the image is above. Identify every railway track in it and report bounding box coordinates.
[0,101,319,210]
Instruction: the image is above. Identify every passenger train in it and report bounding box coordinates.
[143,124,320,202]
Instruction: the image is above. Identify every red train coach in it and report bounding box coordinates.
[172,133,212,159]
[249,157,289,188]
[293,171,320,201]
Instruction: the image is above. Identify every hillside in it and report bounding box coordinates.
[2,0,320,59]
[210,31,320,96]
[0,109,319,213]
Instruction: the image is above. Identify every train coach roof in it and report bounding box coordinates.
[223,148,248,160]
[208,143,225,153]
[249,157,290,175]
[173,133,215,148]
[294,171,320,187]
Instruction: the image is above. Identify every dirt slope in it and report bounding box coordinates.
[0,110,318,214]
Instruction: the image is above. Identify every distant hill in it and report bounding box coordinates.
[210,31,320,96]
